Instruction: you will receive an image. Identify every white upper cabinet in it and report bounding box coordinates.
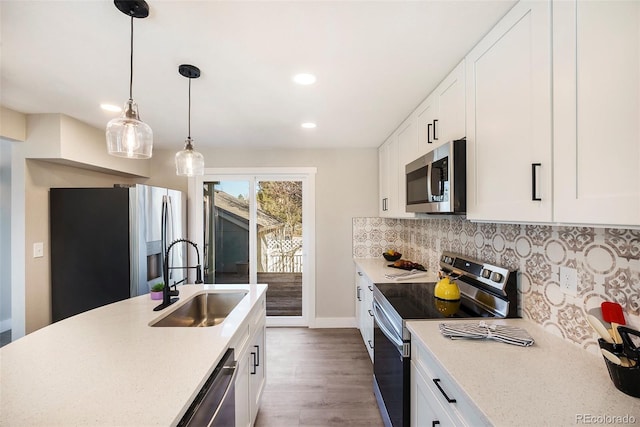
[433,61,466,147]
[378,115,417,218]
[416,61,466,157]
[416,92,439,155]
[396,114,418,218]
[553,0,640,226]
[465,0,553,223]
[378,134,395,217]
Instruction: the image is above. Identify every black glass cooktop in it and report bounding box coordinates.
[375,282,497,319]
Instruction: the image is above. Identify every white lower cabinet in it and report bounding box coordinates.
[411,362,459,427]
[355,269,374,362]
[232,295,266,427]
[411,337,490,427]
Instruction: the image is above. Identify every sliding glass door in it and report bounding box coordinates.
[255,180,303,317]
[192,169,315,327]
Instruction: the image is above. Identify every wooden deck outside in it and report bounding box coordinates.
[214,271,302,316]
[259,272,302,316]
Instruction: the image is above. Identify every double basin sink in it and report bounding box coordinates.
[150,291,248,327]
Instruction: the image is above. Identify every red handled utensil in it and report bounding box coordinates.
[601,301,626,325]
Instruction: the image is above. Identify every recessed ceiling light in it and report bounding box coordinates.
[301,122,317,129]
[101,103,122,113]
[293,73,317,85]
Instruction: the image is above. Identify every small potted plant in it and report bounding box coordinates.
[150,283,164,300]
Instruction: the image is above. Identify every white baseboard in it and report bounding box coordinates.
[0,318,11,333]
[312,317,357,328]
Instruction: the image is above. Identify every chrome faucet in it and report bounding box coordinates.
[154,238,204,311]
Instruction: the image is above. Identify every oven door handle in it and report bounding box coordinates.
[373,299,403,348]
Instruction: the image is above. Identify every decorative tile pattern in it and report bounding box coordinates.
[353,217,640,355]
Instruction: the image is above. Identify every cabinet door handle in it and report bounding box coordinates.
[254,345,260,367]
[432,421,441,427]
[531,163,542,201]
[382,197,388,211]
[357,271,363,276]
[368,340,374,349]
[357,286,362,301]
[427,123,433,144]
[433,119,438,140]
[250,352,257,375]
[368,285,373,291]
[368,309,374,317]
[433,378,456,403]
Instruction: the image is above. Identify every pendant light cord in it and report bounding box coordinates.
[188,77,192,139]
[129,15,134,100]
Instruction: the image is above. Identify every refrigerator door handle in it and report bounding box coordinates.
[161,195,168,284]
[167,195,175,282]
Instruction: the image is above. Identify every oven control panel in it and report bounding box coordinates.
[439,252,513,294]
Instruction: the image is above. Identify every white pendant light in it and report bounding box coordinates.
[106,0,153,159]
[175,64,205,176]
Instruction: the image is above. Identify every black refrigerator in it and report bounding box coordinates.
[50,185,184,322]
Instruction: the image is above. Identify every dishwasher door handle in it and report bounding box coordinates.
[178,348,238,427]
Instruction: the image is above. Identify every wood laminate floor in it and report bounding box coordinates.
[254,328,385,427]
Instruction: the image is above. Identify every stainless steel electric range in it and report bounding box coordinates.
[372,251,519,427]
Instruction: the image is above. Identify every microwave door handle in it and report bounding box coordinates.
[431,167,442,197]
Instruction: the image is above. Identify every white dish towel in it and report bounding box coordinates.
[439,321,535,347]
[384,269,429,281]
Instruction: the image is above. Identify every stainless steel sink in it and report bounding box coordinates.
[150,291,248,327]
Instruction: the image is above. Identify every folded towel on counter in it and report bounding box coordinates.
[439,321,535,347]
[384,269,429,281]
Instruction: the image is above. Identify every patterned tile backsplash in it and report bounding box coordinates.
[352,216,640,354]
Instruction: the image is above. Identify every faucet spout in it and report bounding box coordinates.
[153,238,203,311]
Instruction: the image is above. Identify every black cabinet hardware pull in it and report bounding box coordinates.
[357,271,363,276]
[368,309,374,317]
[254,345,260,367]
[433,378,456,403]
[368,340,374,349]
[368,285,373,291]
[432,421,441,427]
[531,163,542,201]
[427,123,433,144]
[357,286,362,301]
[433,119,439,140]
[250,352,257,374]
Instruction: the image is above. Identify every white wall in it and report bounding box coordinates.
[195,147,379,323]
[0,139,12,332]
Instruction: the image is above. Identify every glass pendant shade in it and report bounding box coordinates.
[175,138,204,176]
[106,99,153,158]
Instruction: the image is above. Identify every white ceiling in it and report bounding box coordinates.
[0,0,516,150]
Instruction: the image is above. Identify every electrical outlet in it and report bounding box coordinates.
[559,266,578,296]
[33,242,44,258]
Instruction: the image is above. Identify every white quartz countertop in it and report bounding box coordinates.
[354,258,438,283]
[0,284,267,427]
[407,319,640,426]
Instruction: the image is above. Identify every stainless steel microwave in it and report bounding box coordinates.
[405,139,466,214]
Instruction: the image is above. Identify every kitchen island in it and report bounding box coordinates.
[0,284,267,426]
[408,318,640,426]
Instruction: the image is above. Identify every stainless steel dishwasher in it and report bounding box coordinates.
[177,348,237,427]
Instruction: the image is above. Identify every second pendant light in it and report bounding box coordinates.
[175,64,205,176]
